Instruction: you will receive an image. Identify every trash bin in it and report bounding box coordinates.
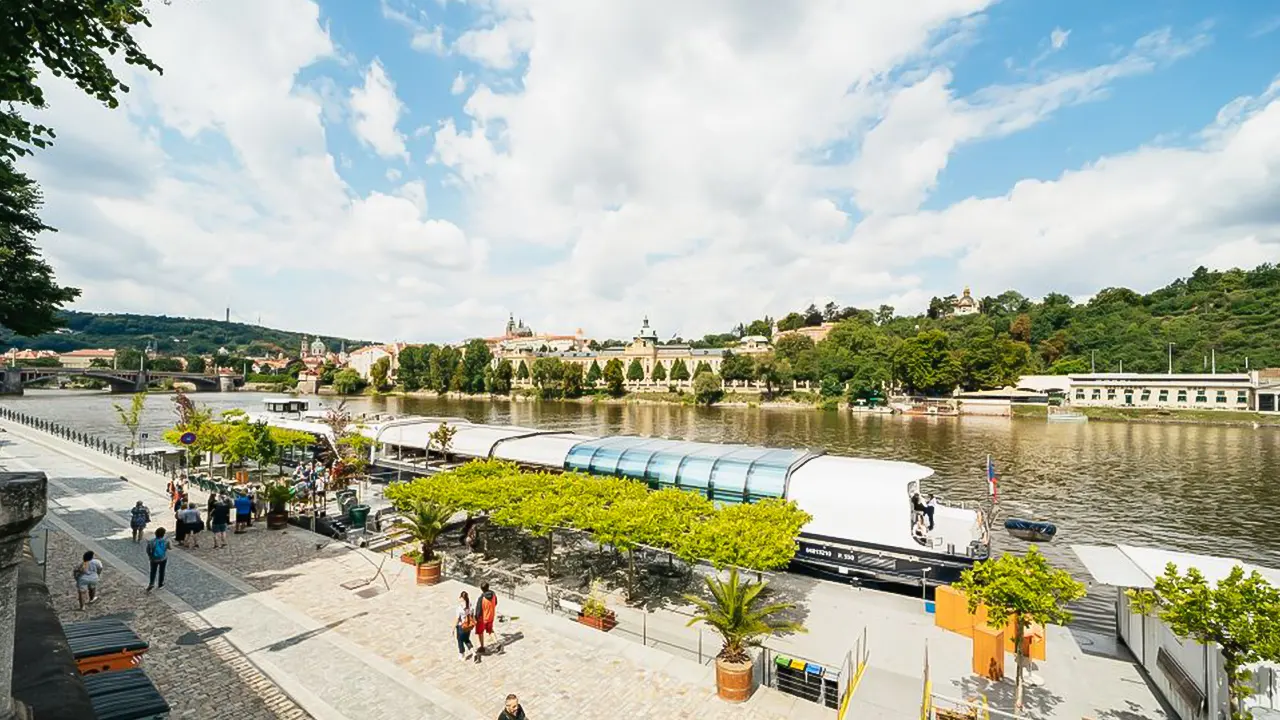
[348,504,370,530]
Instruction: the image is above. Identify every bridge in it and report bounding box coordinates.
[0,367,244,395]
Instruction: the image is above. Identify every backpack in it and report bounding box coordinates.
[147,538,167,561]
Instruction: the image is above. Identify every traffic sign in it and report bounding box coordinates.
[180,432,197,446]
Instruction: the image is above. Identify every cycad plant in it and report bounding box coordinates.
[685,567,804,663]
[399,499,456,563]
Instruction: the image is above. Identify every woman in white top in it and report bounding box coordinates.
[455,591,475,661]
[74,551,104,610]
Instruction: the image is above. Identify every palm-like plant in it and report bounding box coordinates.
[399,499,456,563]
[685,567,804,663]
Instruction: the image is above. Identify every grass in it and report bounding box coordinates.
[1012,404,1048,418]
[1078,405,1278,425]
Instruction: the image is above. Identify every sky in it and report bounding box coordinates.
[19,0,1280,343]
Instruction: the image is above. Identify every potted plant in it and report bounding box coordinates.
[685,567,804,703]
[577,581,617,632]
[264,482,293,530]
[400,548,422,566]
[398,499,455,585]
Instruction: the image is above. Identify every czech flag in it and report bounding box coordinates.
[986,455,998,502]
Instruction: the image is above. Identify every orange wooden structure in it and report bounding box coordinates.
[64,619,149,677]
[77,650,144,676]
[934,585,1046,660]
[972,625,1005,680]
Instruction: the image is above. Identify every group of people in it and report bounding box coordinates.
[911,492,937,542]
[455,582,502,663]
[289,462,332,510]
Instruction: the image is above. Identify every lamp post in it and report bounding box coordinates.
[1167,343,1175,374]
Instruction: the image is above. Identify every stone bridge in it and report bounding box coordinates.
[0,367,243,395]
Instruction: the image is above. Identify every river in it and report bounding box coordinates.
[4,388,1277,633]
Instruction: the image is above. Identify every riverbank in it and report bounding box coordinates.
[1012,403,1280,427]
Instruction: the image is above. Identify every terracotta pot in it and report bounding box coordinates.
[400,553,418,565]
[416,559,442,586]
[266,510,289,530]
[714,657,754,703]
[576,611,617,632]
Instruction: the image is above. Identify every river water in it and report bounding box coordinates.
[4,389,1277,632]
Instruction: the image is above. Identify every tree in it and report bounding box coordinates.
[1129,565,1280,720]
[670,358,690,382]
[185,355,207,374]
[753,354,792,398]
[3,2,164,335]
[650,361,667,382]
[776,313,806,332]
[0,162,80,335]
[743,318,773,338]
[562,361,585,398]
[245,421,279,483]
[874,304,895,325]
[491,358,514,394]
[461,339,491,393]
[113,392,146,449]
[586,360,602,385]
[956,547,1085,712]
[719,350,756,383]
[685,567,804,664]
[803,304,823,326]
[626,357,645,382]
[397,345,427,391]
[895,329,961,396]
[516,360,529,381]
[1009,313,1032,343]
[332,368,365,395]
[429,421,458,466]
[692,371,723,406]
[370,356,391,390]
[694,360,711,376]
[603,358,626,397]
[531,357,566,398]
[397,499,457,564]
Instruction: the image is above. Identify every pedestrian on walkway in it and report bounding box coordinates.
[234,492,252,533]
[73,551,103,610]
[210,494,232,548]
[146,528,169,591]
[129,500,151,543]
[474,581,499,659]
[456,591,476,661]
[181,502,203,549]
[498,694,527,720]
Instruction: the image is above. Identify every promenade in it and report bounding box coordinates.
[0,418,1171,720]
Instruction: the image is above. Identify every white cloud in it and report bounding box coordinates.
[1050,27,1070,50]
[349,59,409,160]
[381,0,448,54]
[18,1,1280,345]
[20,0,481,341]
[450,72,469,96]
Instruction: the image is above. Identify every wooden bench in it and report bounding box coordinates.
[63,618,149,675]
[82,668,170,719]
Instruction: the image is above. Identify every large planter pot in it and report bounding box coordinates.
[415,559,442,586]
[576,611,617,632]
[266,509,289,530]
[714,657,754,703]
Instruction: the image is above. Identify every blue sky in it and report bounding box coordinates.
[21,0,1280,342]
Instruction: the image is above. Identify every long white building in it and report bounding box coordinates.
[1018,371,1279,413]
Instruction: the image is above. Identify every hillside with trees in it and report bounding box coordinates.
[1,311,372,357]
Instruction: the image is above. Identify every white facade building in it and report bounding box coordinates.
[1067,373,1254,411]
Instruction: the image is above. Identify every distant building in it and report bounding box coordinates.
[1067,373,1254,411]
[347,343,407,381]
[775,322,837,343]
[734,335,772,355]
[301,337,328,359]
[2,349,60,364]
[57,348,117,369]
[485,315,588,354]
[952,287,979,316]
[1256,368,1280,413]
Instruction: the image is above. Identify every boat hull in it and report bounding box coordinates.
[793,533,983,587]
[1003,519,1058,543]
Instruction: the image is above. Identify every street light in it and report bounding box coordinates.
[1167,343,1175,375]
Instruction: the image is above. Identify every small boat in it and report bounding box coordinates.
[1046,408,1087,423]
[1003,518,1058,542]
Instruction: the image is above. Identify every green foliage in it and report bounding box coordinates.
[670,358,690,381]
[776,313,806,332]
[719,350,755,382]
[370,356,391,390]
[1,160,80,336]
[896,329,961,396]
[1128,564,1280,720]
[515,359,529,380]
[650,361,667,382]
[753,353,792,398]
[957,547,1086,709]
[397,499,457,562]
[428,421,458,461]
[383,461,810,572]
[581,581,611,618]
[692,371,724,406]
[112,392,146,448]
[460,339,491,393]
[585,359,602,385]
[332,368,366,395]
[491,358,514,394]
[626,357,645,381]
[685,567,804,663]
[603,358,625,396]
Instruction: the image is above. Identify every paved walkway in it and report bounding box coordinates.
[2,421,828,720]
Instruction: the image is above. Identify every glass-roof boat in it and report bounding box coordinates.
[251,405,991,586]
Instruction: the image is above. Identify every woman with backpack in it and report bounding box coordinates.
[73,551,104,610]
[129,501,151,543]
[455,591,476,661]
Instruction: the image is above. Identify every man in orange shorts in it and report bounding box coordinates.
[473,581,499,660]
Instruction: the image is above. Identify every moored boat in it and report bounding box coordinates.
[1003,517,1058,542]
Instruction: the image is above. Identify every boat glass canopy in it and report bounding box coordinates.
[563,436,812,503]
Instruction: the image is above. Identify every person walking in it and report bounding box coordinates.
[129,500,151,543]
[73,551,104,610]
[498,694,527,720]
[474,581,499,659]
[146,528,170,591]
[456,591,476,661]
[181,502,203,549]
[210,494,232,548]
[233,492,252,533]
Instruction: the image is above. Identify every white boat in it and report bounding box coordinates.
[1047,408,1088,423]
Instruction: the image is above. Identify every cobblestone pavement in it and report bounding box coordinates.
[43,529,311,720]
[4,422,830,720]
